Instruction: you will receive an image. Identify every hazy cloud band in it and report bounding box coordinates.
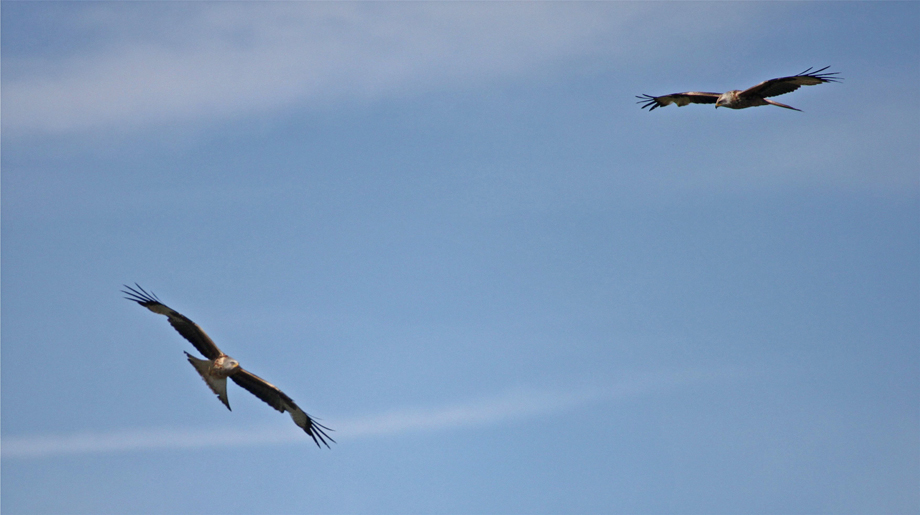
[3,368,733,459]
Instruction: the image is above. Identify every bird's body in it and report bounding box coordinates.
[184,352,238,409]
[715,90,769,109]
[123,284,333,448]
[637,67,841,112]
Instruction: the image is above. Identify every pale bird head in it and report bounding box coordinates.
[217,357,240,373]
[715,90,739,109]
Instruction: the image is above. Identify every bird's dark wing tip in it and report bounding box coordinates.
[309,420,335,449]
[122,283,161,305]
[798,65,842,82]
[635,94,659,111]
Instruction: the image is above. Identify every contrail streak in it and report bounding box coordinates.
[3,367,736,459]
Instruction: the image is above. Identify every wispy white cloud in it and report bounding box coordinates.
[3,3,760,136]
[2,367,738,459]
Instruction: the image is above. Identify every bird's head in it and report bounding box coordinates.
[215,356,240,374]
[715,90,739,109]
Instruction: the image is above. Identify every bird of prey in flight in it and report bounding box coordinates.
[123,284,333,448]
[637,66,841,112]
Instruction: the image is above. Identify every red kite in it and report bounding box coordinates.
[637,66,841,112]
[123,284,333,448]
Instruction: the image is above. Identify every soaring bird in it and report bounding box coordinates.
[637,66,841,112]
[123,284,334,448]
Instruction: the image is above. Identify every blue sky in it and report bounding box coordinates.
[2,2,918,514]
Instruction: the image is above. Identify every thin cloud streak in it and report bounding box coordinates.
[4,3,617,135]
[2,367,737,459]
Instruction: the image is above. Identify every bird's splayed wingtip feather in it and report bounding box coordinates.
[309,419,335,449]
[635,94,660,111]
[795,65,842,83]
[122,283,161,305]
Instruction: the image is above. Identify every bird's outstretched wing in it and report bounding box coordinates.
[637,92,720,111]
[231,368,335,448]
[122,283,224,360]
[741,66,842,99]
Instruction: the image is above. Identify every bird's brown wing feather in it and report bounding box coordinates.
[637,92,720,110]
[231,368,334,448]
[741,66,842,99]
[123,284,224,360]
[230,368,290,412]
